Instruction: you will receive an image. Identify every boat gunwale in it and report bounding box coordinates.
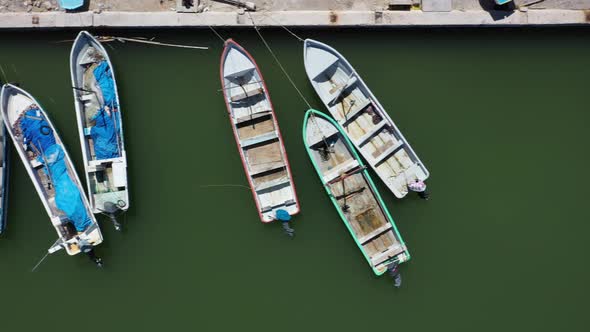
[220,38,300,223]
[302,109,409,275]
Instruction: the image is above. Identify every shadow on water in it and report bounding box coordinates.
[478,0,517,21]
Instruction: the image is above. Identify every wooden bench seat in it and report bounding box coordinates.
[89,157,122,167]
[358,223,393,245]
[250,163,286,177]
[340,98,371,126]
[261,198,296,213]
[369,245,406,267]
[354,120,387,147]
[322,159,359,184]
[234,110,271,124]
[373,141,405,166]
[255,176,291,192]
[230,86,264,102]
[240,131,278,148]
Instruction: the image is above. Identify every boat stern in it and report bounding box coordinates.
[373,250,411,276]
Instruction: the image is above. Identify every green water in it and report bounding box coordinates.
[0,28,589,330]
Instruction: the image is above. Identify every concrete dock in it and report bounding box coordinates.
[0,0,588,28]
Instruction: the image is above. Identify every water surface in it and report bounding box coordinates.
[0,27,588,331]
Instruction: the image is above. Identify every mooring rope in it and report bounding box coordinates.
[258,11,305,42]
[247,12,312,110]
[247,13,335,166]
[31,251,50,272]
[208,25,227,44]
[0,64,8,83]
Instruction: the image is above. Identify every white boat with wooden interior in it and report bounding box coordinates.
[220,39,299,223]
[303,109,409,275]
[0,84,103,257]
[70,30,129,230]
[304,39,429,198]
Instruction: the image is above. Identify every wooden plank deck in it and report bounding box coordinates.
[306,113,404,268]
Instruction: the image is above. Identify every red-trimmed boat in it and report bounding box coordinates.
[219,39,300,223]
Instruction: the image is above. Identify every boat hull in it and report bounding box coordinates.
[220,39,300,223]
[70,30,129,216]
[0,84,102,255]
[304,39,429,199]
[303,109,409,275]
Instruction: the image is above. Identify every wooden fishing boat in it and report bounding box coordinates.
[0,84,103,255]
[0,107,10,234]
[220,39,299,223]
[70,30,129,230]
[303,39,429,199]
[303,109,409,275]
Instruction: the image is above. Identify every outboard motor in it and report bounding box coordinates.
[79,237,103,268]
[276,209,294,238]
[387,262,402,288]
[103,201,124,231]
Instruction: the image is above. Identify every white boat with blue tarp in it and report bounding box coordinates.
[0,84,103,256]
[70,31,129,231]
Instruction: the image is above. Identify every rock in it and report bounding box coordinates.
[23,1,31,6]
[26,5,32,12]
[34,0,41,7]
[0,6,5,12]
[42,1,51,10]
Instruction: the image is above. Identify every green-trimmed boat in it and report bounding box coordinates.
[303,109,410,275]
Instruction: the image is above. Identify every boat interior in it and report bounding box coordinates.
[73,37,129,213]
[305,113,405,268]
[223,45,297,220]
[1,88,78,241]
[306,42,428,197]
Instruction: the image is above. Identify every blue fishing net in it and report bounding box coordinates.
[90,108,119,159]
[91,61,120,159]
[93,61,118,109]
[21,108,92,232]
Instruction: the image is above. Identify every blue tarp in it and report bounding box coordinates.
[91,61,120,159]
[93,61,118,109]
[21,109,92,232]
[58,0,84,10]
[90,108,119,159]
